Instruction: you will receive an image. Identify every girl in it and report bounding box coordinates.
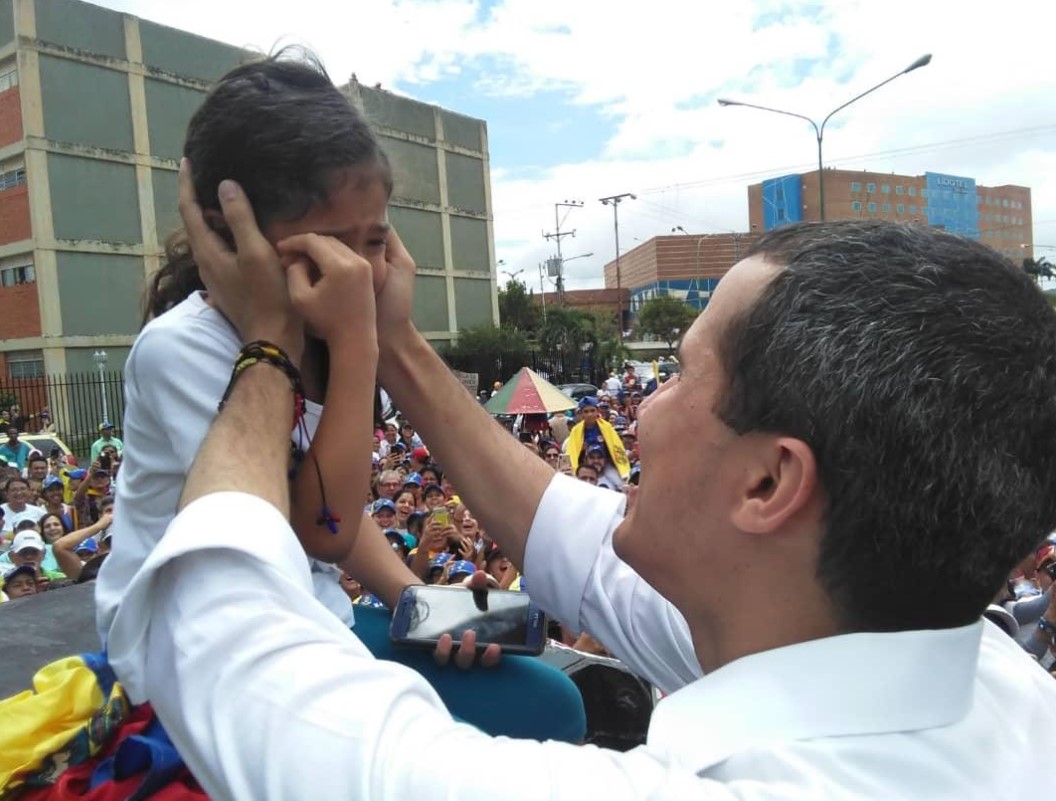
[393,489,416,534]
[98,49,582,742]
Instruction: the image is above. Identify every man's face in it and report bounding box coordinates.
[385,425,398,444]
[586,450,605,472]
[6,480,29,505]
[580,407,599,427]
[28,460,47,481]
[6,427,17,443]
[90,473,110,491]
[101,428,112,440]
[4,572,36,599]
[42,485,63,506]
[12,547,42,569]
[615,256,781,606]
[576,467,598,485]
[378,475,401,499]
[374,509,396,529]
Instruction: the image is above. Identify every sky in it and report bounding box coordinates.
[97,0,1056,291]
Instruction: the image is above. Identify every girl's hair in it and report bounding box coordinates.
[394,489,416,510]
[145,47,391,323]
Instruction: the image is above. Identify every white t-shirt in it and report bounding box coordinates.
[95,293,353,647]
[603,376,621,394]
[1,502,47,540]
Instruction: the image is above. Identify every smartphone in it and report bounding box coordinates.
[99,453,111,470]
[390,584,547,656]
[557,454,572,473]
[431,508,451,528]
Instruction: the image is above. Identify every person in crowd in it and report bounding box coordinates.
[540,440,561,470]
[562,397,630,485]
[375,469,403,501]
[1,564,39,602]
[1,476,46,540]
[52,511,113,581]
[392,489,417,533]
[603,370,621,395]
[409,446,430,474]
[37,409,56,435]
[574,463,599,485]
[105,216,1056,799]
[90,421,124,464]
[402,471,423,506]
[443,560,478,586]
[421,484,446,511]
[371,498,398,531]
[5,528,65,587]
[581,444,621,491]
[26,453,49,497]
[38,511,70,546]
[72,464,112,527]
[398,420,422,451]
[418,465,441,488]
[0,426,30,471]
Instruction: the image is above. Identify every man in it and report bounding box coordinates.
[562,397,630,485]
[1,564,38,601]
[371,498,398,531]
[603,371,621,395]
[574,463,598,485]
[6,529,65,584]
[378,422,399,459]
[0,426,30,471]
[90,421,124,464]
[1,476,46,539]
[115,199,1056,796]
[375,469,403,501]
[26,453,48,497]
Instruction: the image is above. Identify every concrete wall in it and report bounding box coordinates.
[0,0,13,45]
[359,86,435,140]
[449,215,488,272]
[48,154,140,244]
[55,252,143,336]
[444,152,486,214]
[383,136,441,205]
[388,206,443,269]
[138,20,244,82]
[38,55,133,150]
[64,344,129,374]
[144,80,205,160]
[453,277,493,329]
[440,110,481,151]
[35,0,125,58]
[412,275,449,331]
[150,166,179,243]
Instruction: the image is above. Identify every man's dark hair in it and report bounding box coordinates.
[720,220,1056,632]
[145,47,391,322]
[5,476,29,491]
[28,454,46,465]
[576,464,599,478]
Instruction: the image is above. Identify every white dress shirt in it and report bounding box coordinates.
[109,476,1056,800]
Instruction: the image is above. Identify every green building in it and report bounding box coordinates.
[0,0,498,379]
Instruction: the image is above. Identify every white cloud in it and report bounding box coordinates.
[98,0,1056,288]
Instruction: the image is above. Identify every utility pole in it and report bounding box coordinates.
[543,200,583,303]
[538,261,548,322]
[599,193,636,345]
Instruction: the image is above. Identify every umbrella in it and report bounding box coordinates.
[484,367,577,415]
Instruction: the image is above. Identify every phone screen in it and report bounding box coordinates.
[391,585,545,655]
[432,508,451,528]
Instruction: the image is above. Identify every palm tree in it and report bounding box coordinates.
[1023,257,1054,282]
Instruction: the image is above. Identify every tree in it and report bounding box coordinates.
[636,295,698,353]
[442,324,531,392]
[497,279,541,334]
[1023,257,1054,283]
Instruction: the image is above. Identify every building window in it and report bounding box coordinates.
[851,201,862,212]
[0,168,26,192]
[867,202,877,213]
[0,264,35,287]
[895,186,904,195]
[882,203,891,213]
[1002,199,1009,208]
[866,182,876,193]
[7,350,44,380]
[896,204,904,214]
[881,184,890,194]
[909,204,917,214]
[0,67,18,94]
[850,181,862,192]
[908,187,917,197]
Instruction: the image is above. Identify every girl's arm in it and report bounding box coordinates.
[53,514,110,580]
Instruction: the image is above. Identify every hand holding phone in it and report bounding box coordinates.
[390,584,547,656]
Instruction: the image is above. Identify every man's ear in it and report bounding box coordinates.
[731,436,817,535]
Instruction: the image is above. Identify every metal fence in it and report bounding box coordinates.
[0,372,125,462]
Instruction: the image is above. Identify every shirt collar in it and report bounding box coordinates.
[647,621,983,773]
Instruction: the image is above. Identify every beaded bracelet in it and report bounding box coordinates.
[218,340,341,535]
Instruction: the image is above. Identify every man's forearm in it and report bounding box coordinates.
[378,325,553,567]
[180,364,294,516]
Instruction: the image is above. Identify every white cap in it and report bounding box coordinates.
[11,530,45,553]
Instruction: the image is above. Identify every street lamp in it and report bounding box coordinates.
[718,54,932,221]
[93,349,108,424]
[501,268,525,284]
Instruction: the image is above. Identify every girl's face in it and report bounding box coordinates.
[41,516,65,543]
[395,492,415,521]
[424,492,445,511]
[461,511,479,538]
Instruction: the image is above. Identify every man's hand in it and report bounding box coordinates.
[276,235,379,352]
[375,228,416,345]
[433,572,502,669]
[177,159,304,362]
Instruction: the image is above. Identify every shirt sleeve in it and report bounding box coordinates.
[523,474,701,694]
[135,493,694,801]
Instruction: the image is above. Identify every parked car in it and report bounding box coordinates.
[557,383,598,401]
[21,433,75,462]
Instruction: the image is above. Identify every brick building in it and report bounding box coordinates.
[0,0,497,380]
[748,168,1032,262]
[602,232,759,315]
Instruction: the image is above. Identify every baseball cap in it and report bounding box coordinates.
[577,396,598,410]
[429,553,453,571]
[99,528,113,544]
[42,475,64,490]
[383,529,417,549]
[403,472,423,488]
[447,560,477,580]
[392,441,408,453]
[99,421,113,431]
[75,539,99,555]
[372,498,397,515]
[67,468,87,480]
[2,564,36,586]
[12,530,45,554]
[422,483,445,497]
[411,446,430,462]
[587,444,606,456]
